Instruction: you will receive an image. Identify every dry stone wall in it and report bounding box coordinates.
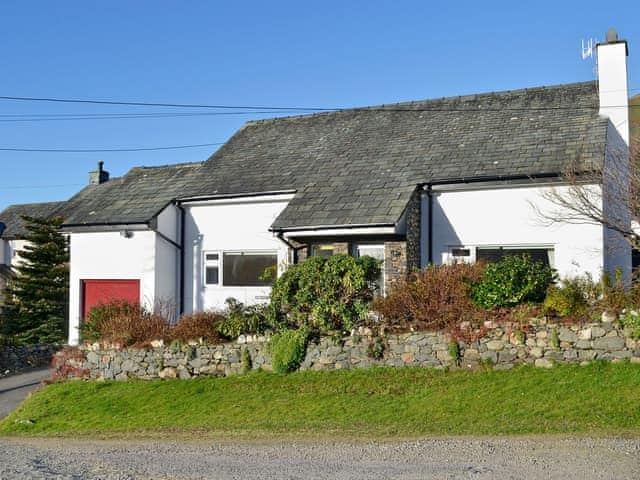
[0,344,61,377]
[63,320,640,381]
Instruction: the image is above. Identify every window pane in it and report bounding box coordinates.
[205,266,219,285]
[223,253,277,287]
[205,253,219,261]
[477,248,551,267]
[312,244,334,258]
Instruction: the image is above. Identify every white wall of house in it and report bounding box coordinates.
[155,233,179,320]
[155,203,180,243]
[1,239,28,267]
[602,122,632,283]
[182,195,292,313]
[68,230,157,345]
[422,184,607,280]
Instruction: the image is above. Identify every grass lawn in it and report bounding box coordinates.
[2,362,640,438]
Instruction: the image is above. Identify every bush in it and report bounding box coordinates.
[269,328,309,374]
[544,274,600,317]
[171,311,226,343]
[600,270,628,315]
[619,309,640,339]
[471,254,555,308]
[372,262,485,331]
[81,300,171,347]
[216,298,271,339]
[269,254,380,334]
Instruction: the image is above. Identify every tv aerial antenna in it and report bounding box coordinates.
[581,38,597,60]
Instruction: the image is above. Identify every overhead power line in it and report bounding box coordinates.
[0,183,83,190]
[0,95,334,111]
[0,142,224,153]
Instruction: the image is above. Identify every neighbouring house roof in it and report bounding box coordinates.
[0,201,66,239]
[58,81,608,232]
[60,162,204,227]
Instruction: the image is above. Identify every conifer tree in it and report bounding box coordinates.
[1,215,68,344]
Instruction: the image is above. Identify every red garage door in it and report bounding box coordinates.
[82,279,140,319]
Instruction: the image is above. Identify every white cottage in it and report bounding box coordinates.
[2,31,630,346]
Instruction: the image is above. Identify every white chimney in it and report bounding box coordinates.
[596,28,630,146]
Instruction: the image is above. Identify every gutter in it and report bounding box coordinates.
[270,222,395,233]
[421,172,562,189]
[179,190,297,204]
[426,185,433,264]
[178,203,186,316]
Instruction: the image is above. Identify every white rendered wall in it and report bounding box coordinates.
[183,196,291,313]
[155,203,180,243]
[5,239,28,267]
[68,230,157,345]
[0,240,7,266]
[597,40,629,145]
[422,184,606,279]
[602,123,632,283]
[155,233,179,321]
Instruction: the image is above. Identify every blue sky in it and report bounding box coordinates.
[1,1,639,211]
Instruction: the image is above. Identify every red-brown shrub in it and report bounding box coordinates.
[49,346,89,382]
[81,300,171,347]
[171,311,226,343]
[372,263,486,332]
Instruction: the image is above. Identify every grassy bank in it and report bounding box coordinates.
[2,362,640,438]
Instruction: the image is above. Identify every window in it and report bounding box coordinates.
[476,247,554,267]
[311,244,335,258]
[204,251,278,287]
[204,253,219,285]
[353,244,385,296]
[223,252,277,287]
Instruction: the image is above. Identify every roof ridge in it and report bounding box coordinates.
[245,81,598,126]
[131,161,204,171]
[2,200,66,210]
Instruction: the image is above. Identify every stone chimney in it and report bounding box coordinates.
[89,161,109,185]
[596,28,629,146]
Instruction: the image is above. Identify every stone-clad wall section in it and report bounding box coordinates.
[0,344,61,377]
[65,321,640,381]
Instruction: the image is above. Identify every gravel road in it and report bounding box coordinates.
[0,436,638,479]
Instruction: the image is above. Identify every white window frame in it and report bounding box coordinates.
[203,250,278,288]
[203,251,221,286]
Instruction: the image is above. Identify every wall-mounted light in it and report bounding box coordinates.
[120,230,133,239]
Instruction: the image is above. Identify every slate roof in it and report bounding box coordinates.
[60,162,204,226]
[56,81,608,231]
[0,201,66,239]
[194,81,607,230]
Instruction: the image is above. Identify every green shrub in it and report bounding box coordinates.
[448,341,461,365]
[241,347,253,373]
[216,298,271,339]
[544,274,600,317]
[269,328,309,374]
[268,254,380,334]
[619,310,640,339]
[550,328,560,349]
[81,300,171,346]
[366,337,385,360]
[600,270,628,315]
[372,262,485,331]
[472,254,555,308]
